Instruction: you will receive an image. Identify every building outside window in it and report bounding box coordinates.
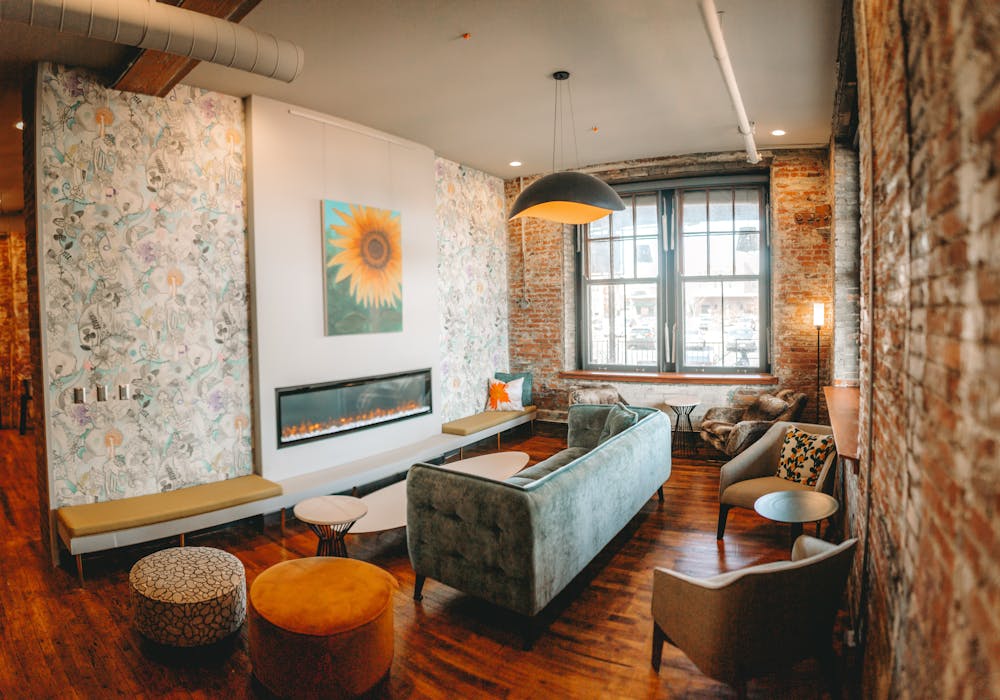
[578,177,770,373]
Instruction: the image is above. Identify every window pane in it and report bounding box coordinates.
[683,281,722,367]
[588,286,612,364]
[635,237,658,278]
[735,232,759,274]
[723,281,759,367]
[624,284,658,367]
[612,238,635,279]
[589,215,610,239]
[709,233,734,276]
[612,205,631,238]
[588,240,610,280]
[635,194,658,237]
[611,285,626,363]
[709,189,733,232]
[682,191,707,233]
[734,189,759,231]
[682,234,708,276]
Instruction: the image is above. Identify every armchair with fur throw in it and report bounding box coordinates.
[699,389,808,457]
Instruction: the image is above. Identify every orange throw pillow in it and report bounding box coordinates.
[486,377,524,411]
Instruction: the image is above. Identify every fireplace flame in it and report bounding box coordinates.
[281,400,427,443]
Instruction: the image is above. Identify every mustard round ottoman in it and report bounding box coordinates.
[249,557,398,699]
[129,546,246,646]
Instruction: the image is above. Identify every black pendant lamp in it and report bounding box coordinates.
[508,71,625,225]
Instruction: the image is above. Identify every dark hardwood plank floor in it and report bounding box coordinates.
[0,426,833,699]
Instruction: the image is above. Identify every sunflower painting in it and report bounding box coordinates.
[322,200,403,335]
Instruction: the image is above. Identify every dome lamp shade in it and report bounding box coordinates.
[508,171,625,225]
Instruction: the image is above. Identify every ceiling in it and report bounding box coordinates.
[0,0,841,214]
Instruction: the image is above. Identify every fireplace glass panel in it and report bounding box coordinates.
[277,369,432,447]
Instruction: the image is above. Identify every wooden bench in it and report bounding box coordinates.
[441,407,537,457]
[56,475,282,584]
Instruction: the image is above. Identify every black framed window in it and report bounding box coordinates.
[577,177,770,373]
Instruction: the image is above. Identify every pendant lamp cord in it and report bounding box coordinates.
[551,80,559,172]
[567,79,580,170]
[518,176,530,308]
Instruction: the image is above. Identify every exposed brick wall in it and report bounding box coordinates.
[851,0,1000,696]
[505,176,566,414]
[830,143,861,385]
[770,151,833,423]
[506,149,834,424]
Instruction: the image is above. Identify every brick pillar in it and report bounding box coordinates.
[830,143,860,385]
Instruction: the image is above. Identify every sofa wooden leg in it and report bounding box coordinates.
[657,485,664,503]
[75,554,84,586]
[413,574,425,601]
[716,505,732,540]
[522,616,541,651]
[651,622,665,671]
[179,533,185,547]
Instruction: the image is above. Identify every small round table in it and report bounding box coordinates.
[293,495,368,557]
[664,395,699,456]
[754,490,839,546]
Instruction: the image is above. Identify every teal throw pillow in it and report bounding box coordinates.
[495,371,533,406]
[598,403,639,444]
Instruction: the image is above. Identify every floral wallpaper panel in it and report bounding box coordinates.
[38,64,252,507]
[434,158,509,421]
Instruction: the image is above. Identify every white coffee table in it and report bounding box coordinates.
[350,451,530,534]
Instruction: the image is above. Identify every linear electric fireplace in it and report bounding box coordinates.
[276,368,432,448]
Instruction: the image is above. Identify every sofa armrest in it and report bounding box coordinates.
[702,406,744,424]
[566,404,613,449]
[406,464,538,612]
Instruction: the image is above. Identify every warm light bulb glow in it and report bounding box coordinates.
[813,303,825,327]
[14,121,24,131]
[509,161,522,167]
[771,129,786,136]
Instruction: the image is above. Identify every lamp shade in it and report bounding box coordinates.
[813,302,825,327]
[508,171,626,225]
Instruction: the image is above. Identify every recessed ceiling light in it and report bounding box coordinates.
[14,121,24,130]
[509,161,522,167]
[771,129,786,136]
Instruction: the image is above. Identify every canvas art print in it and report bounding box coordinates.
[322,200,403,335]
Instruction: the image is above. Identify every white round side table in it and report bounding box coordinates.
[293,495,368,557]
[664,395,699,455]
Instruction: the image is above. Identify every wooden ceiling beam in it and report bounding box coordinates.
[111,0,263,97]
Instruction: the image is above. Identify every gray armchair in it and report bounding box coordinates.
[651,535,858,698]
[717,421,837,539]
[699,389,808,457]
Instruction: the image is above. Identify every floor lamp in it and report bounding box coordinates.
[813,303,824,422]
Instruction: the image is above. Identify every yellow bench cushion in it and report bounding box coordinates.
[57,475,282,539]
[441,406,536,436]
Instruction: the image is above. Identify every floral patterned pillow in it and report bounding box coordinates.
[776,426,836,487]
[485,377,524,411]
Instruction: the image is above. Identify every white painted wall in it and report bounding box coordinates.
[247,96,440,482]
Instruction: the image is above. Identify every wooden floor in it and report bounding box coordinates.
[0,426,834,699]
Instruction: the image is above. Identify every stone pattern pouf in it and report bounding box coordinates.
[249,557,398,699]
[129,547,246,646]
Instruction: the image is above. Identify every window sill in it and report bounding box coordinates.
[559,370,779,386]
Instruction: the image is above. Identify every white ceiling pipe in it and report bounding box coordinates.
[697,0,761,164]
[0,0,304,83]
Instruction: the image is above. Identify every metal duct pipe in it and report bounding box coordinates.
[698,0,761,164]
[0,0,304,83]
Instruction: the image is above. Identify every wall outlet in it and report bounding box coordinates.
[844,629,857,648]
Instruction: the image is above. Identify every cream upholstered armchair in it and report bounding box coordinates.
[717,421,837,539]
[651,536,858,698]
[699,389,808,457]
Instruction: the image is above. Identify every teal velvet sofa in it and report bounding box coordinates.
[406,404,671,639]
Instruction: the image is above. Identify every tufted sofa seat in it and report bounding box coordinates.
[406,404,671,635]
